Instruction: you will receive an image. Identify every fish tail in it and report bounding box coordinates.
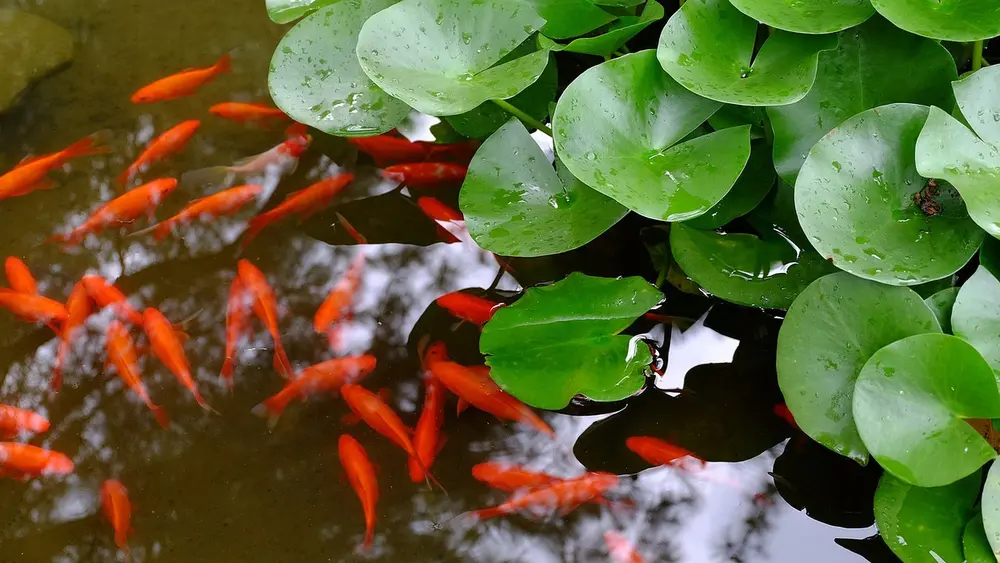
[466,507,504,521]
[362,526,374,551]
[214,53,233,75]
[180,166,231,188]
[413,455,446,493]
[407,456,425,484]
[220,358,235,389]
[194,391,219,415]
[240,216,268,248]
[150,404,170,429]
[251,394,289,426]
[272,340,293,379]
[152,222,173,241]
[62,131,112,160]
[44,232,74,245]
[115,167,134,188]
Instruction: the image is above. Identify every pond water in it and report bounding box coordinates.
[0,0,891,561]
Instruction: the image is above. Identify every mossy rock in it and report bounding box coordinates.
[0,10,73,113]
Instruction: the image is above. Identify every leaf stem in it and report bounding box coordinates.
[973,40,985,72]
[492,99,553,136]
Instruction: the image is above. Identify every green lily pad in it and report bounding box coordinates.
[768,16,958,184]
[554,50,751,221]
[592,0,643,5]
[954,66,1000,148]
[953,266,1000,374]
[964,512,996,563]
[559,0,664,58]
[728,0,875,34]
[522,0,615,39]
[685,142,775,230]
[795,103,983,286]
[777,272,941,464]
[870,0,1000,41]
[875,471,982,563]
[926,287,960,334]
[854,333,1000,486]
[656,0,837,106]
[356,0,550,116]
[265,0,338,24]
[269,0,411,137]
[480,272,663,409]
[983,461,1000,559]
[707,105,768,141]
[460,119,628,257]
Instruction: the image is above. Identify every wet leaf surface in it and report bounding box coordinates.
[952,266,1000,372]
[728,0,875,34]
[870,0,1000,41]
[556,0,665,58]
[925,287,960,334]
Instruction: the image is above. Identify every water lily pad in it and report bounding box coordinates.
[356,0,551,116]
[460,119,627,257]
[870,0,1000,41]
[964,512,995,563]
[768,16,957,184]
[874,471,981,563]
[925,287,960,334]
[777,272,941,464]
[554,50,751,221]
[269,0,410,137]
[656,0,837,106]
[480,272,662,409]
[796,103,983,286]
[728,0,875,34]
[265,0,338,23]
[685,142,775,230]
[559,0,664,58]
[983,461,1000,558]
[854,333,1000,486]
[522,0,615,39]
[952,266,1000,373]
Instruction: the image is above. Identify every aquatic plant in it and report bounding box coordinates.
[268,0,1000,559]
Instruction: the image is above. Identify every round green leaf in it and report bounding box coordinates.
[777,272,941,464]
[266,0,338,24]
[983,461,1000,559]
[554,50,751,221]
[480,273,663,409]
[953,266,1000,374]
[685,142,775,230]
[875,471,982,563]
[768,16,958,184]
[356,0,550,116]
[728,0,875,34]
[460,119,628,257]
[926,287,960,334]
[855,333,1000,486]
[560,0,665,58]
[870,0,1000,41]
[656,0,837,106]
[964,512,996,563]
[796,103,983,285]
[269,0,411,137]
[522,0,615,39]
[954,66,1000,148]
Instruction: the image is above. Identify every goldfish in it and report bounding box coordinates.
[435,292,502,327]
[220,275,251,389]
[147,183,263,241]
[182,123,311,187]
[335,212,368,244]
[349,134,478,166]
[625,436,705,469]
[416,197,464,223]
[4,257,37,294]
[340,384,442,490]
[52,280,93,391]
[241,174,354,248]
[314,252,364,350]
[236,260,293,379]
[101,479,132,556]
[117,120,201,186]
[81,275,143,325]
[773,403,800,430]
[383,162,467,187]
[471,462,560,492]
[251,355,377,424]
[605,531,645,563]
[0,133,108,200]
[210,102,289,124]
[0,288,68,329]
[142,307,213,412]
[0,443,74,477]
[105,321,170,428]
[0,405,50,438]
[339,434,379,550]
[48,178,178,245]
[131,53,232,103]
[408,378,446,483]
[467,472,619,521]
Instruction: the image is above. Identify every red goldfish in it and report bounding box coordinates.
[417,197,464,222]
[52,281,93,391]
[182,123,311,186]
[101,479,132,556]
[383,162,467,187]
[142,307,213,412]
[131,54,232,103]
[468,472,619,521]
[241,174,354,247]
[0,289,68,328]
[4,257,37,294]
[0,443,74,477]
[210,102,289,124]
[117,120,201,186]
[314,252,364,350]
[339,434,379,550]
[251,355,376,423]
[625,436,704,469]
[105,321,170,428]
[349,134,478,166]
[81,275,143,325]
[471,462,560,492]
[335,212,368,244]
[0,405,49,437]
[435,292,502,326]
[605,531,645,563]
[148,183,263,241]
[0,133,108,200]
[773,403,800,430]
[236,260,293,379]
[408,378,446,483]
[220,275,251,389]
[48,178,178,245]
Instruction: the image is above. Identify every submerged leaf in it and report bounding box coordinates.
[265,0,337,24]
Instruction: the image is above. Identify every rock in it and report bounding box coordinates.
[0,10,73,113]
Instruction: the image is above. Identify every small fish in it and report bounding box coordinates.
[4,257,37,294]
[101,479,132,556]
[435,292,502,327]
[0,405,50,438]
[131,53,232,103]
[408,378,446,483]
[0,288,68,328]
[0,133,108,200]
[0,442,74,477]
[147,184,263,241]
[81,275,143,325]
[335,212,368,244]
[241,174,354,248]
[52,280,93,391]
[625,436,705,469]
[182,123,311,187]
[467,472,619,521]
[416,197,464,222]
[220,275,251,389]
[48,178,178,245]
[471,462,560,493]
[314,252,365,350]
[142,307,213,412]
[383,162,467,187]
[605,531,645,563]
[117,120,201,186]
[105,320,170,428]
[236,260,294,379]
[251,355,376,424]
[210,102,290,124]
[339,434,379,551]
[773,403,800,430]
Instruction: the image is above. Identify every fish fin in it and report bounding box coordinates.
[272,341,293,379]
[465,507,503,522]
[151,405,170,429]
[61,131,112,160]
[15,154,43,168]
[30,178,57,191]
[435,435,447,455]
[220,358,235,390]
[408,458,424,483]
[340,413,361,426]
[251,396,287,427]
[456,398,469,416]
[376,387,391,403]
[194,392,219,415]
[115,166,136,188]
[240,216,268,249]
[361,527,374,551]
[181,166,231,188]
[214,53,233,75]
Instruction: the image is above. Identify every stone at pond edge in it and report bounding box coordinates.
[0,10,73,113]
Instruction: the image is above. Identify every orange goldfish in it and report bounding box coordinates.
[210,102,289,124]
[117,120,201,186]
[4,257,37,294]
[417,197,464,223]
[182,123,311,186]
[105,321,170,428]
[0,133,108,200]
[48,178,178,245]
[0,288,68,328]
[435,292,502,327]
[471,462,560,492]
[251,355,376,423]
[349,134,432,166]
[52,280,93,391]
[131,54,232,103]
[101,479,132,556]
[81,275,143,325]
[314,252,364,350]
[0,405,50,437]
[605,531,645,563]
[339,434,379,550]
[383,162,467,187]
[335,212,368,244]
[220,275,251,389]
[241,174,355,247]
[236,260,293,379]
[625,436,704,469]
[408,378,446,483]
[468,472,619,521]
[142,307,213,412]
[149,183,263,241]
[0,442,74,477]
